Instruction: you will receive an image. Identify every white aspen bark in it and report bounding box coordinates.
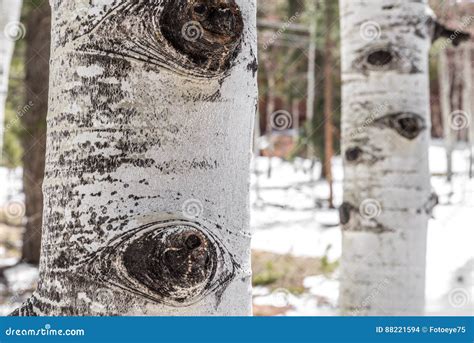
[13,0,257,316]
[339,0,436,315]
[465,43,474,178]
[264,60,275,177]
[0,0,22,160]
[453,50,464,141]
[439,48,454,181]
[460,45,471,146]
[292,98,299,139]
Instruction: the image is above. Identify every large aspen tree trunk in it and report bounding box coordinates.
[339,0,436,315]
[13,0,257,316]
[0,0,23,159]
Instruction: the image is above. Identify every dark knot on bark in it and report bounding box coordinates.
[373,112,426,140]
[88,220,238,307]
[352,44,421,75]
[161,0,244,74]
[345,147,363,162]
[161,231,211,286]
[367,50,393,67]
[339,202,354,225]
[123,226,213,302]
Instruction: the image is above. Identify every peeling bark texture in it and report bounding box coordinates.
[0,0,22,158]
[339,0,434,315]
[13,0,257,316]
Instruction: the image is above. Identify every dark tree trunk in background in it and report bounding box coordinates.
[288,0,304,17]
[323,0,334,208]
[20,1,50,265]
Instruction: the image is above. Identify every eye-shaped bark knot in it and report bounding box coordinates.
[373,112,426,140]
[160,0,244,74]
[85,220,237,307]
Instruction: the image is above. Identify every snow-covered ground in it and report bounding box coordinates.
[0,168,23,206]
[251,142,473,316]
[0,143,472,316]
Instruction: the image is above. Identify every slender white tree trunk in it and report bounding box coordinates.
[292,98,299,139]
[439,48,454,182]
[0,0,22,160]
[465,43,473,178]
[339,0,436,315]
[14,0,257,316]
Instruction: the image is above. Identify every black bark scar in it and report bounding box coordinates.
[160,0,244,74]
[373,112,426,140]
[123,228,212,301]
[367,50,393,66]
[71,0,244,78]
[84,219,238,307]
[345,147,363,162]
[353,44,420,75]
[339,202,354,225]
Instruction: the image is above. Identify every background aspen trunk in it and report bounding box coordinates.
[464,43,473,178]
[13,0,257,316]
[439,48,454,182]
[339,0,434,315]
[0,0,22,160]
